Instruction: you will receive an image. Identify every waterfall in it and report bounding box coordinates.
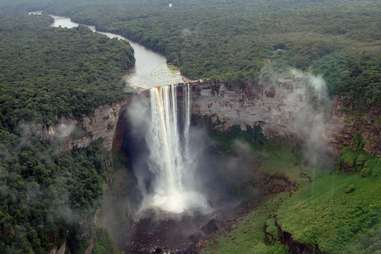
[142,84,208,214]
[184,84,191,158]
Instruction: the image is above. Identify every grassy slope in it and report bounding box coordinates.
[278,174,381,254]
[203,135,381,254]
[204,135,312,253]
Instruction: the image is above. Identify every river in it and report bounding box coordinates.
[49,15,184,89]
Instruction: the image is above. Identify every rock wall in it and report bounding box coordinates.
[42,98,129,152]
[190,80,381,156]
[38,79,378,157]
[190,80,344,154]
[333,104,381,155]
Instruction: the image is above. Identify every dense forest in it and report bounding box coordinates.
[25,0,381,110]
[0,10,134,254]
[0,12,134,128]
[1,1,380,109]
[0,1,380,253]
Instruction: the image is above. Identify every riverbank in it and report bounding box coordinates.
[48,14,184,89]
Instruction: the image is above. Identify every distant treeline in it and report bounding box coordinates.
[29,0,380,110]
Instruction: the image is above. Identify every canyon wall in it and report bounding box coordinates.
[190,80,344,154]
[38,81,379,157]
[41,98,129,152]
[190,78,381,157]
[333,105,381,156]
[190,80,381,156]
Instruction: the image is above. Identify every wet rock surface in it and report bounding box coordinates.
[125,210,216,253]
[124,170,298,254]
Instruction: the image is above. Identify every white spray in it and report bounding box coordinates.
[141,84,208,214]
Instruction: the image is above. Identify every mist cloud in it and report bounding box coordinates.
[260,65,334,166]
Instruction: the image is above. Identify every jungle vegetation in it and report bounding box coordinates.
[2,1,380,109]
[0,10,134,253]
[204,132,381,254]
[27,0,381,110]
[0,11,134,129]
[0,1,380,253]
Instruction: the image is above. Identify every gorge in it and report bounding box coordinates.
[49,15,210,216]
[46,14,219,252]
[1,2,380,253]
[10,8,379,254]
[44,15,339,253]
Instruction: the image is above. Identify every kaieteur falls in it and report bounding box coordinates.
[140,84,208,214]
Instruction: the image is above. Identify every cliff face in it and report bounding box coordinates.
[333,103,381,155]
[191,80,344,154]
[39,81,379,157]
[190,79,381,156]
[42,98,129,152]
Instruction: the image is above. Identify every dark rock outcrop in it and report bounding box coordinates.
[275,220,325,254]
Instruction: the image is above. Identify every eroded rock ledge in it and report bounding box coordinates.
[40,79,379,157]
[190,80,344,155]
[41,98,129,152]
[190,80,381,156]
